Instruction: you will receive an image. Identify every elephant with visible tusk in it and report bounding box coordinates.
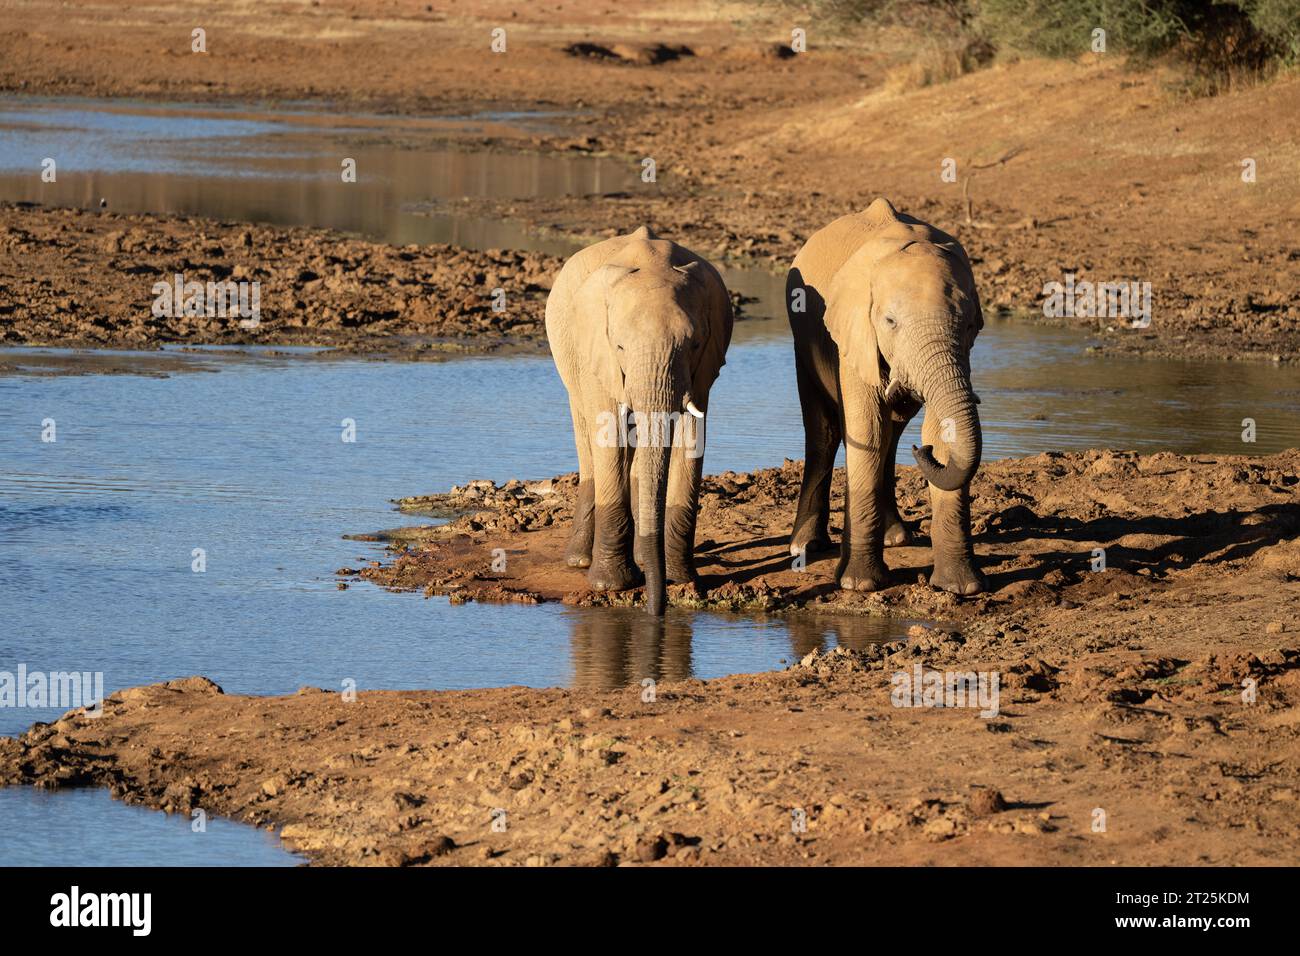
[546,226,733,615]
[786,198,986,595]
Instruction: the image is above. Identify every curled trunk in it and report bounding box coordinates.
[912,359,982,492]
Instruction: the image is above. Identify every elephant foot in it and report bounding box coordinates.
[837,554,890,592]
[567,481,595,568]
[883,515,911,547]
[790,522,834,557]
[588,556,641,593]
[665,558,696,585]
[929,556,985,596]
[565,537,592,569]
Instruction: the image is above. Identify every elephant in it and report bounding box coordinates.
[786,198,986,595]
[546,226,733,615]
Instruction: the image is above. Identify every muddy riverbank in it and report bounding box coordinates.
[4,197,1296,362]
[354,449,1300,622]
[4,449,1294,866]
[0,202,560,352]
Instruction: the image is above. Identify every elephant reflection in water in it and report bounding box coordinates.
[568,609,693,691]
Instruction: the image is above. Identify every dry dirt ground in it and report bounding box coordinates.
[3,450,1297,865]
[1,0,1297,360]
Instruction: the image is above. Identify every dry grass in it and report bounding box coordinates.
[884,38,992,92]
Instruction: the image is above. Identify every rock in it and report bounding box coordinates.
[423,835,457,858]
[161,780,199,811]
[968,788,1008,816]
[923,816,958,840]
[391,791,424,810]
[636,832,669,862]
[578,849,618,867]
[164,676,224,695]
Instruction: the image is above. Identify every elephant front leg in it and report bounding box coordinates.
[836,375,890,592]
[921,412,985,595]
[665,414,704,583]
[588,439,639,592]
[566,479,595,568]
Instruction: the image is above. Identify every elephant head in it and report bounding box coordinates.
[582,258,726,615]
[826,202,984,490]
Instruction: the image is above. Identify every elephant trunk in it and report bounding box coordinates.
[636,439,670,616]
[911,353,982,492]
[629,353,689,617]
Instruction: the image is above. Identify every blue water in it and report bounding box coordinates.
[0,98,650,255]
[0,341,939,743]
[0,787,300,866]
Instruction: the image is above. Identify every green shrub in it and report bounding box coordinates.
[976,0,1188,59]
[1244,0,1300,62]
[755,0,1298,82]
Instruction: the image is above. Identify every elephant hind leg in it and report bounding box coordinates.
[565,398,596,568]
[883,418,912,547]
[791,358,841,557]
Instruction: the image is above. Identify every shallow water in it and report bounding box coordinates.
[0,98,651,256]
[0,787,299,866]
[0,342,951,743]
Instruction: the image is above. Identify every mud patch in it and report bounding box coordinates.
[354,450,1300,624]
[0,203,561,353]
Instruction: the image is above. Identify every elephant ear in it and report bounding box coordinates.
[575,263,633,405]
[929,235,983,338]
[963,245,985,334]
[824,267,882,387]
[675,260,732,399]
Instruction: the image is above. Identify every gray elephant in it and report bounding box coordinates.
[546,226,733,615]
[787,198,985,595]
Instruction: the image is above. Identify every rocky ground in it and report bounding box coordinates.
[3,450,1296,865]
[0,203,561,353]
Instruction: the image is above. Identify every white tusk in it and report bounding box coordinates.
[686,401,705,419]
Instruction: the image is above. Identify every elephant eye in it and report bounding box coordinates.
[884,314,897,329]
